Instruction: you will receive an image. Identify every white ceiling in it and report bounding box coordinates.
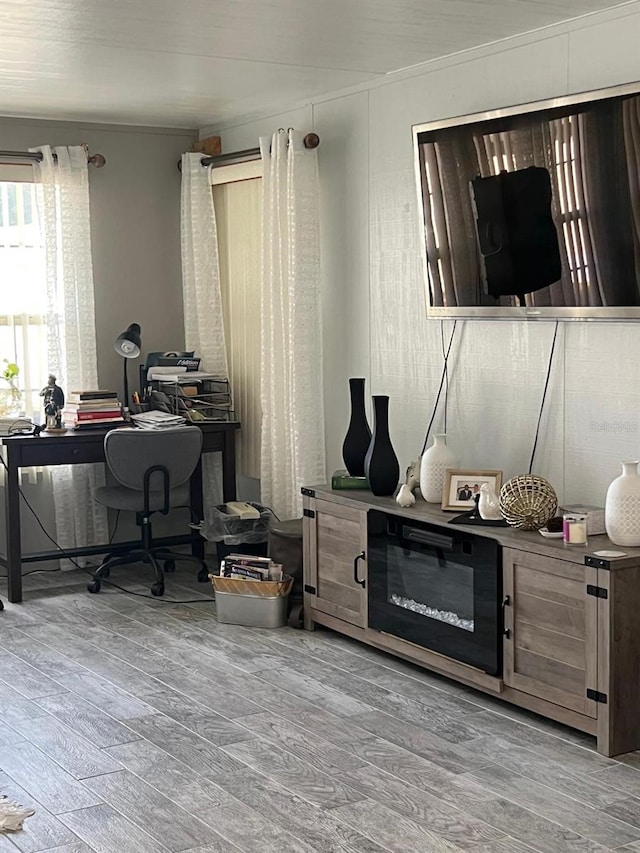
[0,0,627,130]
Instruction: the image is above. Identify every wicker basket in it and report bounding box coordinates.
[209,573,293,598]
[499,475,558,530]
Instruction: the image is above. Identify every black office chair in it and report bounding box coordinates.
[87,426,206,597]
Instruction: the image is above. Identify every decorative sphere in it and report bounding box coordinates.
[499,475,557,530]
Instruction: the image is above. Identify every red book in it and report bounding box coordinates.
[74,410,122,421]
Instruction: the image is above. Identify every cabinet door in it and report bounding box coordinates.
[503,548,598,718]
[305,498,367,628]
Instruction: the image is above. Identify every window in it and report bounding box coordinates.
[211,161,263,481]
[0,179,48,419]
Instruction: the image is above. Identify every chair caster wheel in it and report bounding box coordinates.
[87,580,101,594]
[164,559,176,573]
[96,566,110,579]
[151,583,165,597]
[197,566,209,583]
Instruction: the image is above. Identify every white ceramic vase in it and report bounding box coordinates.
[420,434,457,503]
[605,460,640,546]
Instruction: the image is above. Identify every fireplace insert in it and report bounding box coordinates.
[367,510,502,674]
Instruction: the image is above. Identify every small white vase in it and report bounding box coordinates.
[420,434,457,503]
[605,460,640,546]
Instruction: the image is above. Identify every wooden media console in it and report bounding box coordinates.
[302,485,640,757]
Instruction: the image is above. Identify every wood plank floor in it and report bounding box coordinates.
[2,565,640,852]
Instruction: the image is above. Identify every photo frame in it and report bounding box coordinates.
[442,469,503,512]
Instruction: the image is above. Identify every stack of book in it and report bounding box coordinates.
[220,554,284,582]
[63,390,125,430]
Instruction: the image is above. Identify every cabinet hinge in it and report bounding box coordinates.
[586,584,608,599]
[304,584,316,595]
[303,508,315,519]
[301,488,316,498]
[586,688,607,703]
[585,555,612,570]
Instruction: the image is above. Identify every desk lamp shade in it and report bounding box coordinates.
[114,323,142,408]
[115,323,141,358]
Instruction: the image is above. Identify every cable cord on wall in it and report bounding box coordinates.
[0,455,214,606]
[441,322,450,435]
[528,320,560,475]
[420,320,459,456]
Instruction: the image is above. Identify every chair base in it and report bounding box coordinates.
[87,547,208,597]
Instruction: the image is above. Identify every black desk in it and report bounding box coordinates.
[1,421,240,603]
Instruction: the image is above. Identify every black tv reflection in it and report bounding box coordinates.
[414,86,640,315]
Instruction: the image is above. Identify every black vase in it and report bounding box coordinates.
[342,378,372,477]
[364,395,400,497]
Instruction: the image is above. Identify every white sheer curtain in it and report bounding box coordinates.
[31,145,108,563]
[260,129,326,519]
[181,153,229,507]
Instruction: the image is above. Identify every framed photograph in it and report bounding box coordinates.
[442,469,503,512]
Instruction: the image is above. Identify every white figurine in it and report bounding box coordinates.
[478,482,502,520]
[396,483,416,508]
[395,461,419,507]
[405,460,420,494]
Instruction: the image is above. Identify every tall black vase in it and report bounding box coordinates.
[364,395,400,497]
[342,378,371,477]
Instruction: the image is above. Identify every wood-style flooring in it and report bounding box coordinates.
[1,564,640,852]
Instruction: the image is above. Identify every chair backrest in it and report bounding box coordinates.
[104,427,203,491]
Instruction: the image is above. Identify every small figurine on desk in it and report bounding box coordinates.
[40,374,65,431]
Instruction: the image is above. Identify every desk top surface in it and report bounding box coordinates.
[1,420,240,446]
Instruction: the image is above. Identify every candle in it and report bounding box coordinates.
[563,514,588,545]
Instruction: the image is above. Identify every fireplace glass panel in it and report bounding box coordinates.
[367,510,501,674]
[387,543,474,632]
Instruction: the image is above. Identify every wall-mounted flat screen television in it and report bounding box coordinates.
[413,82,640,320]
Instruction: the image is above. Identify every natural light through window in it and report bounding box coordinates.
[0,180,49,418]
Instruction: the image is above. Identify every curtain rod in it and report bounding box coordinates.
[195,132,320,169]
[0,149,107,167]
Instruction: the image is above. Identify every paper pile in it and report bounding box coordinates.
[130,411,186,429]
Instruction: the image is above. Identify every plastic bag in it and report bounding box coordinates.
[201,502,272,544]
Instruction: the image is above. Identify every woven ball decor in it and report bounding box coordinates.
[499,475,558,530]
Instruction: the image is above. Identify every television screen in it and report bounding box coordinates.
[413,82,640,319]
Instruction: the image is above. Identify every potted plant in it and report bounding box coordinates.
[0,360,22,418]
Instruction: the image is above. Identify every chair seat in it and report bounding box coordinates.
[94,482,190,513]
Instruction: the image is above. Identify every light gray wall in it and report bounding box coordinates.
[0,118,197,558]
[203,2,640,508]
[0,117,197,395]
